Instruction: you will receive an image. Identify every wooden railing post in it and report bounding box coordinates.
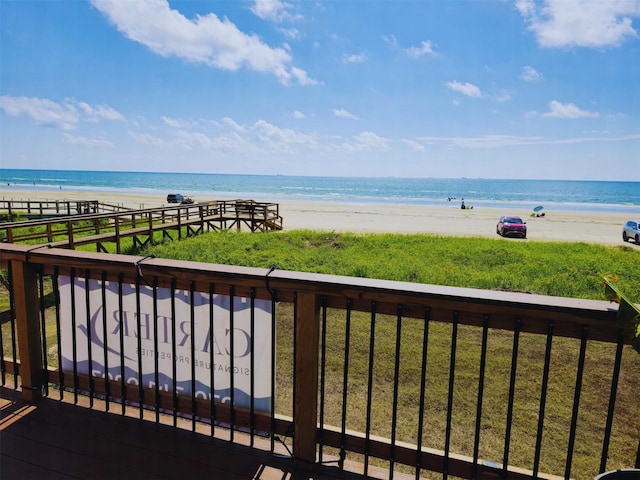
[294,292,321,470]
[115,216,121,254]
[11,259,44,402]
[66,220,74,249]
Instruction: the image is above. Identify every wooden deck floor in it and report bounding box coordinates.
[0,387,405,480]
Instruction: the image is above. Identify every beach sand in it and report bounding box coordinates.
[2,188,637,246]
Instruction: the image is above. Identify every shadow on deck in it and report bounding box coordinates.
[0,387,401,480]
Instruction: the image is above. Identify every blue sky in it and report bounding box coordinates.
[1,0,639,181]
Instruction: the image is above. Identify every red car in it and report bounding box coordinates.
[497,216,527,238]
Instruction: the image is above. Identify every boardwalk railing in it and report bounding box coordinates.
[0,200,283,251]
[0,199,107,218]
[1,243,638,479]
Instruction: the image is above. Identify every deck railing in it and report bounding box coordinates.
[0,199,105,218]
[1,243,638,479]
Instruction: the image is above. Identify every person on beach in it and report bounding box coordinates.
[461,199,466,209]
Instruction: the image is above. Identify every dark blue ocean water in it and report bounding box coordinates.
[1,169,638,214]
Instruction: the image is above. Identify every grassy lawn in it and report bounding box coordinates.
[143,229,640,300]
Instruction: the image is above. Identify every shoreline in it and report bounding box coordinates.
[2,188,638,247]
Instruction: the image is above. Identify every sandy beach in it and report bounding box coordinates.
[2,188,637,247]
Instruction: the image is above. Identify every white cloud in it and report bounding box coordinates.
[250,0,302,23]
[543,100,600,118]
[91,0,316,86]
[402,139,426,152]
[331,108,359,120]
[445,81,483,98]
[162,116,195,129]
[172,130,217,149]
[0,95,124,130]
[414,133,640,149]
[0,96,78,130]
[494,91,511,103]
[382,34,398,47]
[520,65,543,82]
[77,102,125,122]
[342,53,368,64]
[289,66,321,86]
[222,117,246,132]
[339,131,390,152]
[433,134,547,148]
[293,110,305,119]
[279,27,302,40]
[62,133,114,147]
[405,40,436,58]
[516,0,640,48]
[129,131,167,147]
[253,119,317,146]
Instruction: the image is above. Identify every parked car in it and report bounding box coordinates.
[496,216,527,238]
[622,220,640,244]
[167,193,184,203]
[180,197,194,205]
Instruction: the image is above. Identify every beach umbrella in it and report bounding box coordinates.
[533,205,544,212]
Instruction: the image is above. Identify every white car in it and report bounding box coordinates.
[622,220,640,244]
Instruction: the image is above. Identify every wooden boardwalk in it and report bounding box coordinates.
[0,199,283,252]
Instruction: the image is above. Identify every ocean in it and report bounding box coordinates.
[1,169,638,214]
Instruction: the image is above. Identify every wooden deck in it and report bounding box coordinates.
[0,387,404,480]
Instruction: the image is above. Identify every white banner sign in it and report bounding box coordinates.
[59,276,272,412]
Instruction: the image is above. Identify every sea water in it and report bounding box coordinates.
[0,169,638,214]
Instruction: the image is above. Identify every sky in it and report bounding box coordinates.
[1,0,639,181]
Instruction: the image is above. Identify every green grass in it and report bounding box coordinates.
[143,230,640,300]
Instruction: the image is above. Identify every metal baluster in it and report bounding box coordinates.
[209,283,216,436]
[503,318,521,477]
[250,287,256,446]
[565,326,589,479]
[339,299,353,469]
[101,272,110,412]
[472,315,490,479]
[38,270,49,396]
[152,277,159,422]
[53,267,63,399]
[416,307,431,480]
[390,304,404,479]
[269,292,277,453]
[8,262,18,389]
[364,301,377,477]
[136,275,144,419]
[171,278,177,426]
[599,329,625,473]
[533,321,554,477]
[444,311,459,480]
[190,281,196,431]
[229,284,236,441]
[85,269,93,407]
[118,273,126,415]
[70,268,78,404]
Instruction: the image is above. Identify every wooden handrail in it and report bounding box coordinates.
[0,243,620,341]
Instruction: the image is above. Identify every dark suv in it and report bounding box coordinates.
[167,193,184,203]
